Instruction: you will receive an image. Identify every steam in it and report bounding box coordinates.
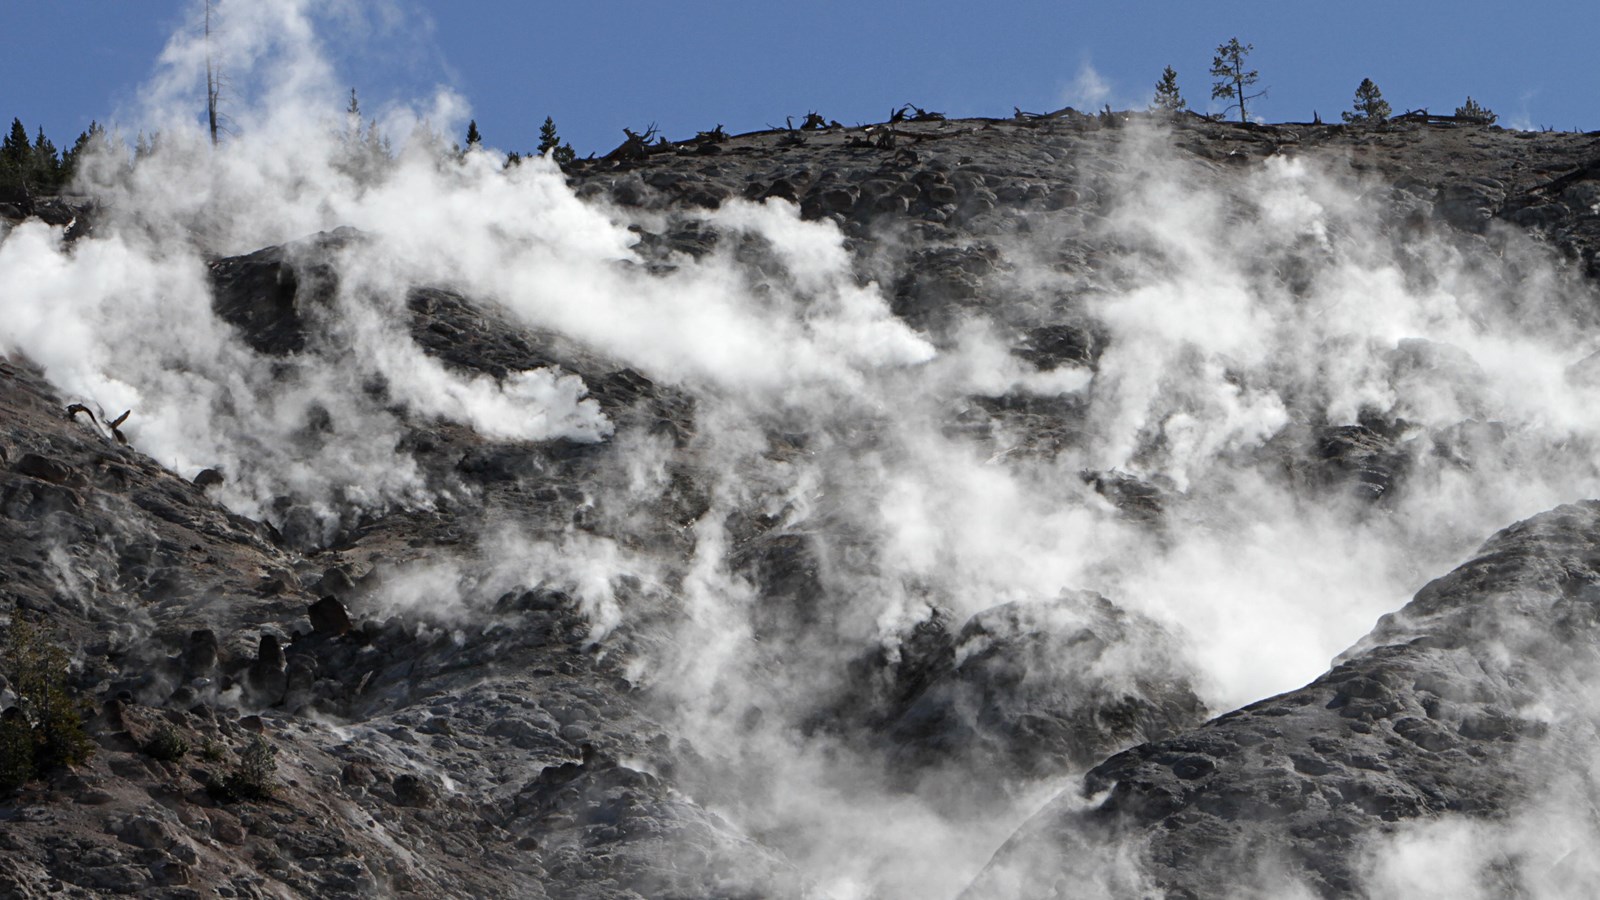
[6,1,1600,897]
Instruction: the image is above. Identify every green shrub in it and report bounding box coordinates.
[0,710,32,792]
[212,736,277,802]
[0,614,93,789]
[198,738,225,763]
[143,723,190,762]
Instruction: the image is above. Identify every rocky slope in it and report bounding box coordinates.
[5,109,1600,898]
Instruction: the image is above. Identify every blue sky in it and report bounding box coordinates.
[1,1,1596,156]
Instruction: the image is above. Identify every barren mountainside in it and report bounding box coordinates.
[5,107,1600,898]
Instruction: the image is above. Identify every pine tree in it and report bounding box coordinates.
[1455,96,1497,125]
[1342,78,1391,124]
[537,116,575,167]
[465,119,482,148]
[0,615,93,789]
[1152,66,1186,112]
[364,118,391,164]
[344,88,363,144]
[1,119,30,170]
[31,127,60,189]
[59,122,104,186]
[1210,38,1265,123]
[0,119,30,192]
[335,90,392,182]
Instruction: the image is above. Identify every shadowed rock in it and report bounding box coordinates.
[890,593,1205,783]
[246,634,287,705]
[308,596,353,636]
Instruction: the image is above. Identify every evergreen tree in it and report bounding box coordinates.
[31,127,60,189]
[59,122,105,186]
[1152,66,1186,112]
[1342,78,1391,124]
[0,615,93,790]
[465,119,482,148]
[345,88,363,144]
[335,89,392,182]
[364,118,391,164]
[0,119,30,192]
[2,119,30,170]
[1210,38,1265,123]
[537,116,575,167]
[1455,96,1497,125]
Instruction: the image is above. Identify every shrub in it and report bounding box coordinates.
[143,723,190,762]
[212,735,277,802]
[0,709,32,792]
[0,614,93,789]
[1455,96,1497,125]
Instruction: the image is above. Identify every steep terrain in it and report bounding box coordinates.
[5,109,1600,898]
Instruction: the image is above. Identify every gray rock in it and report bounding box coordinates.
[14,453,83,487]
[890,593,1206,782]
[964,502,1600,898]
[113,815,175,850]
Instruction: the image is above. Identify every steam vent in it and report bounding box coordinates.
[12,82,1600,899]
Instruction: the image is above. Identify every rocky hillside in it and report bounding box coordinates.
[5,109,1600,898]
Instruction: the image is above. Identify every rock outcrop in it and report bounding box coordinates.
[964,502,1600,897]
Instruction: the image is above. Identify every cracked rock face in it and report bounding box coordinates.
[8,107,1600,900]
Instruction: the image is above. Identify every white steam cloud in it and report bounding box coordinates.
[6,1,1600,897]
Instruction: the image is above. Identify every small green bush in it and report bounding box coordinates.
[0,710,32,792]
[143,723,190,762]
[198,738,225,763]
[212,736,277,802]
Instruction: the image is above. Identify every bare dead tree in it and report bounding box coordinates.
[206,0,220,145]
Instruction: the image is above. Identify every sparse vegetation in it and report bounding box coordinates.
[1210,38,1265,123]
[0,710,32,791]
[212,735,278,802]
[1152,66,1186,113]
[1342,78,1391,124]
[198,737,226,763]
[143,723,190,762]
[0,614,93,791]
[1456,96,1498,125]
